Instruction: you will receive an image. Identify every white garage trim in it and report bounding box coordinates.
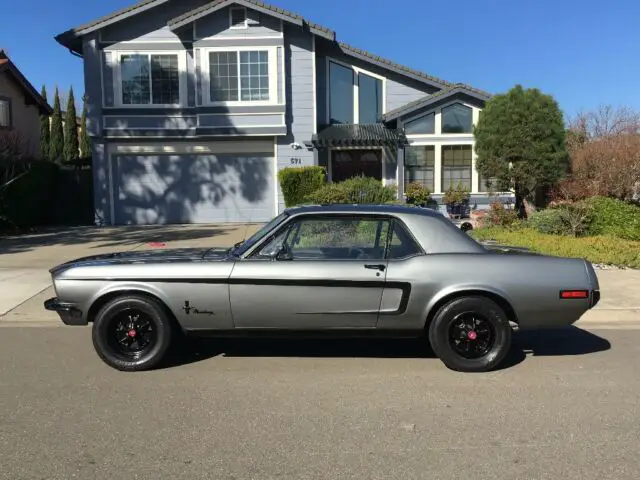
[110,140,274,155]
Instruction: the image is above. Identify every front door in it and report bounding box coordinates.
[229,215,391,329]
[331,149,382,182]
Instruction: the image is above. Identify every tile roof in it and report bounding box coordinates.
[310,123,407,148]
[382,83,493,121]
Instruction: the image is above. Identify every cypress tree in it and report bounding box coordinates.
[79,94,92,159]
[39,85,50,160]
[49,88,64,163]
[63,87,79,163]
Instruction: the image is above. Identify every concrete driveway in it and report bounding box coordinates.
[0,224,261,316]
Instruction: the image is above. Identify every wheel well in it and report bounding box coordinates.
[424,290,518,328]
[87,290,180,329]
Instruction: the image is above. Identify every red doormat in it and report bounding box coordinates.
[147,242,166,248]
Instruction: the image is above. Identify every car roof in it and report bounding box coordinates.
[284,204,442,218]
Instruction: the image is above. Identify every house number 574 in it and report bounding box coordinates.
[290,157,302,165]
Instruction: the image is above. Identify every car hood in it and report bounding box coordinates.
[49,247,232,274]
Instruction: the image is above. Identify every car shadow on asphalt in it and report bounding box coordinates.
[162,326,612,371]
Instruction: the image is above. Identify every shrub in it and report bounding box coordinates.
[485,201,520,228]
[442,181,470,205]
[405,182,431,206]
[527,201,593,237]
[305,175,397,205]
[277,166,326,207]
[585,196,640,241]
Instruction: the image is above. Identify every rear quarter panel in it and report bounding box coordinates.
[377,252,593,330]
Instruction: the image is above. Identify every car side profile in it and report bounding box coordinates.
[45,204,601,373]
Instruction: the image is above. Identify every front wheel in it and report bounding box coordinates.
[92,294,174,372]
[428,296,512,372]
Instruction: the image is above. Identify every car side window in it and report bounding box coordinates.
[386,221,422,259]
[250,227,291,259]
[288,216,390,260]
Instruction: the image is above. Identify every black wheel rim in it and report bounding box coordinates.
[448,312,495,359]
[106,308,157,360]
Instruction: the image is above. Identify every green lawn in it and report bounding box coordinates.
[471,227,640,268]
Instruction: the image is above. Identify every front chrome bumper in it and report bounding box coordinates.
[44,297,87,326]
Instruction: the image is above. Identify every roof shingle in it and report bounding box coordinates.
[311,123,407,148]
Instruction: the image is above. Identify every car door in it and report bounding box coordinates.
[229,214,391,329]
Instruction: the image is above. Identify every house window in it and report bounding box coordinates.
[404,146,435,192]
[0,98,11,128]
[478,174,502,193]
[329,61,354,124]
[120,53,179,105]
[358,72,383,124]
[442,103,473,133]
[207,49,273,103]
[404,113,435,135]
[229,7,247,29]
[442,145,472,191]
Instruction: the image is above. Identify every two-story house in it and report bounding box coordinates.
[0,50,52,156]
[55,0,512,226]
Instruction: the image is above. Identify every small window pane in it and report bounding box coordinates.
[290,217,388,260]
[442,145,472,191]
[121,54,150,105]
[405,113,435,135]
[0,100,10,127]
[404,146,435,192]
[210,51,238,101]
[358,73,382,124]
[150,54,179,105]
[329,62,354,124]
[479,174,503,192]
[387,222,422,259]
[442,103,473,133]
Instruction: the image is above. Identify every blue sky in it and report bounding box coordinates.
[3,0,638,118]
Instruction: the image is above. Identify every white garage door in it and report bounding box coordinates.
[112,149,275,225]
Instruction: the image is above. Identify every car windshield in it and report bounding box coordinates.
[231,212,289,256]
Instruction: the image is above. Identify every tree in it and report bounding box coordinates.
[39,85,50,160]
[79,94,92,159]
[474,85,568,213]
[63,87,79,163]
[49,88,64,162]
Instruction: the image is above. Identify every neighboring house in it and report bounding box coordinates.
[0,50,52,157]
[55,0,513,226]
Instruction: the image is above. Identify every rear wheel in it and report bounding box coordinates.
[428,296,512,372]
[92,294,173,372]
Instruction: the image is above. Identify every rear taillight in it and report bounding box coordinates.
[559,290,589,299]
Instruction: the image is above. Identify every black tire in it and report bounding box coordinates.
[92,294,174,372]
[428,296,512,372]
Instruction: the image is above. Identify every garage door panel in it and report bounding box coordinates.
[113,153,274,225]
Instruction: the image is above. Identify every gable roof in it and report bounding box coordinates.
[54,0,477,93]
[382,84,492,122]
[0,51,52,115]
[168,0,335,40]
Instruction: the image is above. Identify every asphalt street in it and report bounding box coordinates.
[1,326,639,480]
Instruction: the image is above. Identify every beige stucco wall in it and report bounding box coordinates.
[0,72,41,157]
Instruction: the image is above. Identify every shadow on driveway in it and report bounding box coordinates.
[162,326,611,371]
[0,225,242,256]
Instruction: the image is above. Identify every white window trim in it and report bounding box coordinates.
[112,50,188,108]
[201,45,278,107]
[229,7,248,29]
[325,57,387,125]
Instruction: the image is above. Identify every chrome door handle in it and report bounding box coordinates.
[364,264,386,271]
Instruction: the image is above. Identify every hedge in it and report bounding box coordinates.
[277,166,326,207]
[304,176,397,205]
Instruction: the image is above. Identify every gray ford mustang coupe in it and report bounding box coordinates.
[45,204,601,373]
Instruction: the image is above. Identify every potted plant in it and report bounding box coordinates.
[404,181,432,207]
[443,181,470,217]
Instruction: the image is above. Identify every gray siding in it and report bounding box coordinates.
[104,116,198,129]
[101,51,115,107]
[386,79,429,113]
[276,24,316,212]
[91,140,109,226]
[99,0,208,43]
[195,6,282,39]
[199,113,283,128]
[82,33,104,137]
